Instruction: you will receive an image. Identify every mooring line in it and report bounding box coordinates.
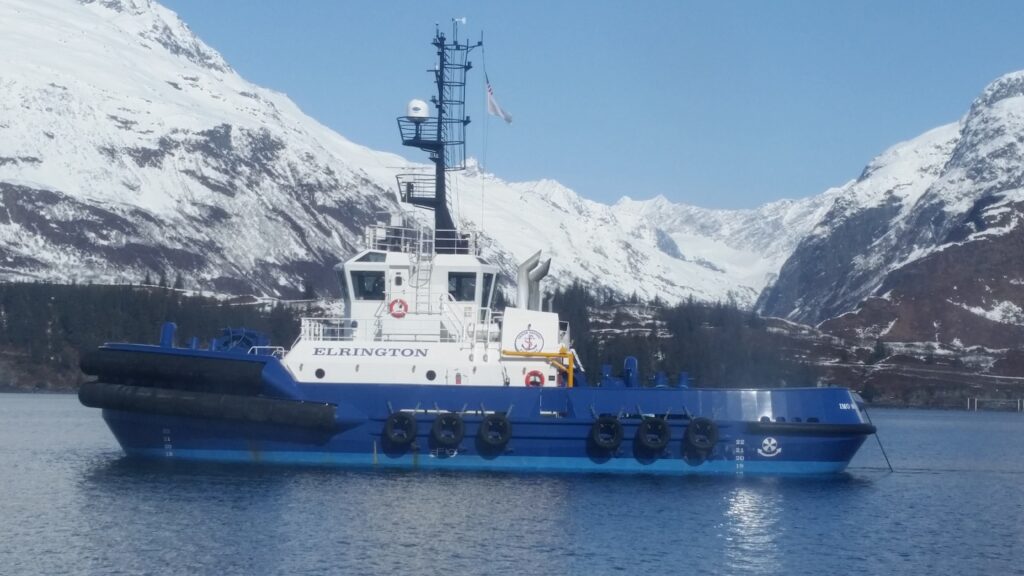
[863,407,893,472]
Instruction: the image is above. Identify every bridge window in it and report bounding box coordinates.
[356,251,386,262]
[481,273,495,307]
[448,272,477,302]
[351,271,385,300]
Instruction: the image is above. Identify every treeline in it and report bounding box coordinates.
[551,281,817,388]
[3,281,815,391]
[0,283,300,374]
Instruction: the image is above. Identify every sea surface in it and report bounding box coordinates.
[1,393,1022,576]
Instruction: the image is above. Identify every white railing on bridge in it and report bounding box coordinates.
[299,306,501,346]
[363,224,478,255]
[299,317,365,342]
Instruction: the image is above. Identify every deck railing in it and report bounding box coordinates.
[299,304,501,346]
[363,224,478,255]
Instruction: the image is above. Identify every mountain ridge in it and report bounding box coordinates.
[759,70,1024,350]
[0,0,832,306]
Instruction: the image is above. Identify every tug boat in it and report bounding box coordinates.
[79,23,876,475]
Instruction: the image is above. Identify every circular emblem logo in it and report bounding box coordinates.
[757,437,781,458]
[514,329,544,352]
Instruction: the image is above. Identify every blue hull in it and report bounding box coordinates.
[93,377,872,476]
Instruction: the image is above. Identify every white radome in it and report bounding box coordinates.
[407,99,430,122]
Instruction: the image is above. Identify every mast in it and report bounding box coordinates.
[396,20,480,253]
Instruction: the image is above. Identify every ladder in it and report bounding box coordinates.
[411,227,434,314]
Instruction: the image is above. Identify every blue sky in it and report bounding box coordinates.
[161,1,1024,209]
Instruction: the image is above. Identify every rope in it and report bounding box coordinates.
[863,406,894,472]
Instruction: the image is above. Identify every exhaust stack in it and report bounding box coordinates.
[516,251,551,311]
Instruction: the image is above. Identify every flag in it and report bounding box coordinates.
[486,74,512,124]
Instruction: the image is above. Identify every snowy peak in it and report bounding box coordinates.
[446,165,835,307]
[0,0,406,294]
[943,71,1024,194]
[78,0,230,72]
[759,69,1024,349]
[967,70,1024,116]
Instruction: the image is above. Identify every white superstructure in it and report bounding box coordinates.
[283,223,574,387]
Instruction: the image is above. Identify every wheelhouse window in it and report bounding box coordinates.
[351,270,385,300]
[356,251,386,262]
[481,273,495,308]
[448,272,477,302]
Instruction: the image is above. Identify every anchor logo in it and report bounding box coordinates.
[514,329,544,352]
[757,437,781,458]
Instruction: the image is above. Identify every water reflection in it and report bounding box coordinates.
[278,470,577,575]
[76,457,306,575]
[9,400,1024,575]
[77,459,580,575]
[723,482,783,574]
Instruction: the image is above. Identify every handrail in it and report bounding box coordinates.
[247,346,286,358]
[439,293,465,341]
[500,347,576,388]
[363,224,478,255]
[299,317,373,342]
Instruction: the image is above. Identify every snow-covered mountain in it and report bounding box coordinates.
[452,170,839,305]
[758,72,1024,349]
[0,0,829,305]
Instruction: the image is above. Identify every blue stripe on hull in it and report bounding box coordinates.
[125,447,851,476]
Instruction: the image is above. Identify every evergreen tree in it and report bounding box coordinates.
[0,282,305,389]
[869,339,889,364]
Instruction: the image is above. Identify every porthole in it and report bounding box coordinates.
[315,368,325,379]
[426,370,436,381]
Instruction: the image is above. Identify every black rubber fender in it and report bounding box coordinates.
[79,348,266,395]
[383,412,417,447]
[589,415,623,452]
[477,413,512,449]
[634,417,671,453]
[431,412,464,448]
[78,381,335,431]
[685,417,719,453]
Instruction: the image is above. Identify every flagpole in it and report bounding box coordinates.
[481,41,489,232]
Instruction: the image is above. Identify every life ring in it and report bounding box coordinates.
[589,415,623,452]
[431,412,464,448]
[684,417,719,453]
[388,298,409,318]
[384,412,417,447]
[477,413,512,449]
[525,370,545,387]
[634,417,671,453]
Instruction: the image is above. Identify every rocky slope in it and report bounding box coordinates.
[758,72,1024,351]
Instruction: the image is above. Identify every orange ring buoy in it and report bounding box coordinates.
[389,298,409,318]
[525,370,545,387]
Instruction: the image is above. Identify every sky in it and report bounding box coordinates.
[160,0,1024,210]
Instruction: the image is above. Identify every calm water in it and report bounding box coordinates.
[1,394,1022,576]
